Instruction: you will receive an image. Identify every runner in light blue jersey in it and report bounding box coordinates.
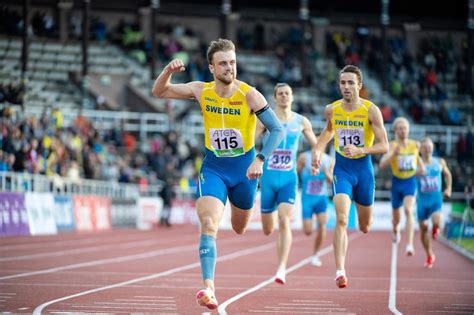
[417,137,452,269]
[297,150,334,267]
[255,83,318,284]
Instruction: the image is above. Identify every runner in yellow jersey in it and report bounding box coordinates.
[380,117,425,256]
[313,65,389,288]
[152,39,283,310]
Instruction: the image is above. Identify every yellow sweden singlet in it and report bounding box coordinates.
[200,81,256,157]
[331,99,374,159]
[391,139,419,179]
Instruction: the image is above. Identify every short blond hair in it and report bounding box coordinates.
[420,137,433,146]
[392,117,409,131]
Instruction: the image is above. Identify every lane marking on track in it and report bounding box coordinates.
[0,237,195,262]
[388,241,402,315]
[218,233,362,315]
[32,238,282,314]
[0,234,254,281]
[0,233,158,252]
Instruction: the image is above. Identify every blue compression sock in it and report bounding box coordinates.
[199,234,216,281]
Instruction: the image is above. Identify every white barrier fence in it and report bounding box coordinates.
[0,191,163,236]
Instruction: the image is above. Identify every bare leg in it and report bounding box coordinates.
[314,212,327,255]
[355,202,373,233]
[419,221,432,257]
[277,203,293,268]
[261,211,277,236]
[196,196,225,292]
[392,208,401,234]
[403,196,416,248]
[431,212,442,238]
[230,204,254,235]
[333,194,352,271]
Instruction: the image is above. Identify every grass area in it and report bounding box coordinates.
[453,239,474,254]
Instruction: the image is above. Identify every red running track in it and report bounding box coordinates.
[0,225,473,314]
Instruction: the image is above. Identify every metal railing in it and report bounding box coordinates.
[0,171,161,199]
[2,104,468,156]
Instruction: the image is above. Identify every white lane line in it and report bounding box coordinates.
[0,237,192,262]
[0,233,155,252]
[0,236,246,281]
[388,241,402,315]
[218,233,362,315]
[32,240,277,314]
[0,243,194,281]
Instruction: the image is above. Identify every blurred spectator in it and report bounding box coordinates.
[123,131,136,154]
[380,104,394,123]
[51,107,63,130]
[457,133,469,163]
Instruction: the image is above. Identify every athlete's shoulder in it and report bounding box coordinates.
[236,80,254,94]
[329,99,343,108]
[360,98,377,108]
[202,81,215,89]
[292,111,304,122]
[408,139,418,147]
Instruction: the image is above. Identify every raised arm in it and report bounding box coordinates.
[151,58,202,100]
[440,158,452,198]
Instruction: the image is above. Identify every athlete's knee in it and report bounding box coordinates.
[200,216,219,235]
[359,224,370,233]
[319,226,327,235]
[303,228,312,236]
[232,222,247,235]
[392,215,400,226]
[419,222,428,233]
[263,226,274,235]
[359,218,372,233]
[278,216,291,230]
[336,215,348,227]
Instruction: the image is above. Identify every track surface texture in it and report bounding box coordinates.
[1,225,473,314]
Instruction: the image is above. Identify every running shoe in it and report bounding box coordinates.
[405,244,415,256]
[425,255,436,269]
[310,256,322,267]
[196,288,218,309]
[275,266,286,284]
[432,226,440,240]
[335,274,348,288]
